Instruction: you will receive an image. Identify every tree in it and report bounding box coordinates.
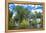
[8,5,30,29]
[13,6,30,28]
[14,6,30,23]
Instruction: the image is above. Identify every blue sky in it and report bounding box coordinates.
[9,4,43,18]
[9,4,43,13]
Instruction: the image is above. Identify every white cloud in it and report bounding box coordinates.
[32,5,35,7]
[9,4,13,7]
[36,9,42,13]
[35,5,38,8]
[15,4,29,8]
[9,8,12,12]
[31,9,42,14]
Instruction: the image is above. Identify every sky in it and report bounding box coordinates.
[9,4,43,18]
[9,4,43,13]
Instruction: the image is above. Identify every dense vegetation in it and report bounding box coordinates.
[8,4,43,30]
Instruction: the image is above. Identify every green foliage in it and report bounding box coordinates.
[8,6,30,29]
[8,5,43,29]
[14,6,30,23]
[20,19,29,29]
[32,19,41,25]
[32,19,37,24]
[35,11,42,18]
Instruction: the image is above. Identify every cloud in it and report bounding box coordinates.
[9,4,43,14]
[31,9,42,13]
[36,5,43,9]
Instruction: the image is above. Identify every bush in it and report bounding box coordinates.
[32,19,41,28]
[20,19,29,29]
[32,19,37,24]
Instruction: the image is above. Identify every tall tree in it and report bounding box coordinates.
[14,6,30,23]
